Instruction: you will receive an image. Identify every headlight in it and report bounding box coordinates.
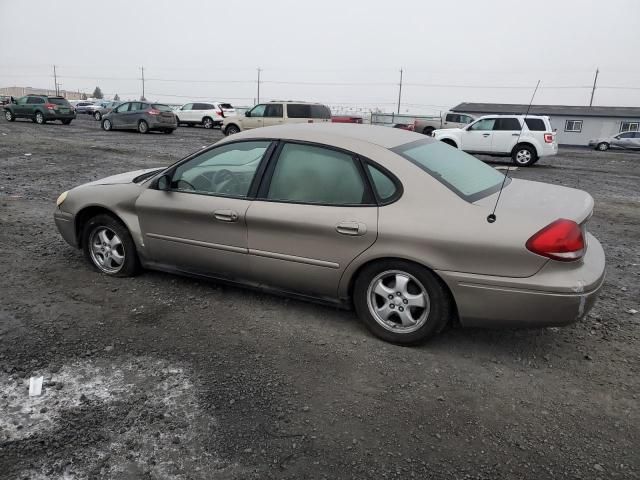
[56,191,69,207]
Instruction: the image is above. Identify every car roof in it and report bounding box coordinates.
[476,114,549,120]
[268,100,327,105]
[227,123,432,149]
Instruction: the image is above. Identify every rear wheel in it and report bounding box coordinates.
[175,116,181,126]
[82,214,140,277]
[61,119,72,125]
[597,142,609,151]
[4,110,15,121]
[202,117,214,129]
[102,119,112,131]
[94,111,102,121]
[138,120,149,134]
[511,144,537,166]
[35,111,45,124]
[353,260,452,345]
[225,124,240,135]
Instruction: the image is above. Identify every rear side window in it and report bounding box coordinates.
[524,118,546,131]
[129,102,142,112]
[152,104,173,112]
[392,139,507,202]
[367,164,398,202]
[286,104,331,119]
[47,98,70,106]
[267,143,367,205]
[493,118,522,131]
[265,104,283,118]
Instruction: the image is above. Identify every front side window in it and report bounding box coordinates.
[17,97,28,105]
[181,103,193,111]
[115,103,130,113]
[249,104,266,117]
[620,121,639,132]
[468,118,496,131]
[264,104,283,118]
[171,141,270,197]
[565,120,583,132]
[267,143,366,205]
[392,139,507,202]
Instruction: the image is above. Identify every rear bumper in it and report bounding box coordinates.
[44,112,76,120]
[438,233,605,328]
[54,210,78,248]
[149,118,177,129]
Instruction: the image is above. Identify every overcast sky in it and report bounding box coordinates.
[1,0,639,113]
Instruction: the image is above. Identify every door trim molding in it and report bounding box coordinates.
[146,233,247,254]
[248,248,339,269]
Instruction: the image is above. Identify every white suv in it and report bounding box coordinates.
[433,115,557,166]
[175,102,236,129]
[222,101,331,135]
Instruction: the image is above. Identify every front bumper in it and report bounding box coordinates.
[54,210,78,248]
[438,233,605,328]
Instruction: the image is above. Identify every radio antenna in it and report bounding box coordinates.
[487,79,541,223]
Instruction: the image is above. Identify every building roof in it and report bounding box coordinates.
[451,102,640,118]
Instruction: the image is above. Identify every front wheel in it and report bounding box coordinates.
[138,120,149,134]
[82,214,140,277]
[35,111,45,124]
[511,144,537,166]
[224,124,240,135]
[202,117,214,129]
[94,111,102,121]
[102,119,112,131]
[597,142,609,151]
[353,260,452,345]
[5,110,15,121]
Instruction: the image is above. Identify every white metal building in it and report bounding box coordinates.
[451,103,640,146]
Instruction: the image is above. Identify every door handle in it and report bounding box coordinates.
[511,133,520,136]
[482,133,490,137]
[336,221,367,236]
[213,209,239,222]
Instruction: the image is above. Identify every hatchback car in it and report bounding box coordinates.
[588,131,640,151]
[54,124,605,344]
[101,101,177,134]
[222,101,331,135]
[4,95,76,124]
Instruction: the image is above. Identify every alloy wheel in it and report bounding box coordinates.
[515,149,532,165]
[89,226,126,274]
[36,112,44,124]
[366,270,430,333]
[203,118,213,129]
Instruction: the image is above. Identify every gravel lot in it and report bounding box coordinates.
[0,115,638,479]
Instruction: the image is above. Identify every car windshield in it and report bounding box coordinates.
[47,98,71,106]
[392,139,508,202]
[151,104,173,112]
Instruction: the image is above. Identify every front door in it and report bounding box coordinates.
[462,118,496,152]
[136,140,273,280]
[246,142,378,299]
[179,103,194,123]
[241,104,265,130]
[110,102,130,128]
[14,96,30,117]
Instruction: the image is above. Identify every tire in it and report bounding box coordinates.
[62,119,72,125]
[423,127,434,136]
[225,124,240,135]
[81,214,140,277]
[138,120,149,134]
[94,111,102,121]
[102,119,112,131]
[4,110,15,122]
[597,142,609,151]
[441,139,457,148]
[511,144,537,167]
[202,117,214,129]
[175,116,181,126]
[35,111,45,124]
[353,260,452,345]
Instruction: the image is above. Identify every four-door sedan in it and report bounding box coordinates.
[53,124,605,344]
[101,101,177,134]
[588,131,640,151]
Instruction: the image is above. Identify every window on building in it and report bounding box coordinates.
[564,120,583,133]
[620,121,639,133]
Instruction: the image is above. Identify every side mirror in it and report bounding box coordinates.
[157,174,171,191]
[245,111,250,117]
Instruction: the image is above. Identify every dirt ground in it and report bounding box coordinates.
[0,115,638,480]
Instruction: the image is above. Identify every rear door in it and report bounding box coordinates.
[262,103,284,127]
[127,102,143,127]
[246,142,378,299]
[490,117,522,153]
[462,118,495,152]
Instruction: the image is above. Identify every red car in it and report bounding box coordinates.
[331,115,363,124]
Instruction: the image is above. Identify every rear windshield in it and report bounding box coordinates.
[152,104,173,112]
[524,118,546,131]
[47,98,70,105]
[392,139,508,202]
[219,103,234,109]
[286,104,331,119]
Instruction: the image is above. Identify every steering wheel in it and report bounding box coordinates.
[176,179,195,190]
[211,169,234,187]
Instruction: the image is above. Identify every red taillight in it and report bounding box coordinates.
[526,219,585,261]
[148,109,160,115]
[544,133,554,143]
[45,103,57,110]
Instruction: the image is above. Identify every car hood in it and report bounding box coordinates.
[82,168,164,186]
[433,127,463,136]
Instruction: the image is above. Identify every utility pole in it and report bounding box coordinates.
[397,68,403,114]
[589,67,599,107]
[257,68,261,104]
[140,66,145,100]
[53,65,58,96]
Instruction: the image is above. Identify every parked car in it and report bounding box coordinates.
[0,95,11,106]
[101,101,176,134]
[3,95,76,125]
[433,115,557,166]
[588,131,640,151]
[53,123,604,345]
[222,101,331,135]
[93,101,121,121]
[74,101,96,114]
[332,115,363,124]
[414,111,475,136]
[174,102,234,129]
[393,123,414,131]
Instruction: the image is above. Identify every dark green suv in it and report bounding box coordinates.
[3,95,76,125]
